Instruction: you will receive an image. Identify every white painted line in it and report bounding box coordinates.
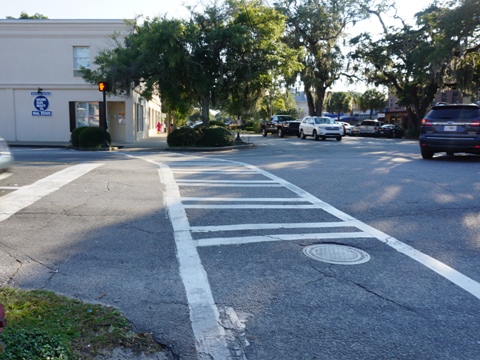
[0,163,103,222]
[182,197,306,202]
[191,221,358,233]
[352,220,480,300]
[173,170,257,174]
[184,204,322,209]
[178,179,276,184]
[0,172,12,181]
[178,183,283,187]
[196,232,374,247]
[221,158,480,300]
[157,164,232,359]
[0,186,22,190]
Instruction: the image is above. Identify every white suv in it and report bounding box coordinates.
[358,119,385,136]
[299,116,344,141]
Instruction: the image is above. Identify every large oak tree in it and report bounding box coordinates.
[82,0,301,126]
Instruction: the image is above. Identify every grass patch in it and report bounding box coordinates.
[0,287,164,359]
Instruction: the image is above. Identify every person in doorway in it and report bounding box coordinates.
[157,121,162,134]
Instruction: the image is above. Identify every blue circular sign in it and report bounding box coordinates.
[34,96,49,111]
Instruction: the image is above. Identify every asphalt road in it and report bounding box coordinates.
[1,134,479,359]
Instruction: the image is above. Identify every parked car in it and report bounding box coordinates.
[336,121,353,135]
[419,103,480,159]
[358,119,385,136]
[0,137,13,172]
[376,124,405,138]
[351,123,361,136]
[299,116,343,141]
[261,115,301,137]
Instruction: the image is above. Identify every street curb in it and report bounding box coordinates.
[164,143,255,152]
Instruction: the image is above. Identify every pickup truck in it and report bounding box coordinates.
[261,115,301,137]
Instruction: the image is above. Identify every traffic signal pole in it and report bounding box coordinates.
[98,82,110,148]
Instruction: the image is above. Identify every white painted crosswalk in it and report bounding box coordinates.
[130,153,480,360]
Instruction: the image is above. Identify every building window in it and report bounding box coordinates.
[73,46,90,76]
[76,102,100,127]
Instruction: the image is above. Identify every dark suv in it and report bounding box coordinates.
[419,104,480,159]
[261,115,301,137]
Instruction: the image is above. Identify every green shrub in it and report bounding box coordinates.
[196,127,235,147]
[167,126,204,147]
[77,126,111,149]
[1,328,71,359]
[209,120,226,127]
[70,126,87,148]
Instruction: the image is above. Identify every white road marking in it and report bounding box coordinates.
[178,179,276,183]
[178,183,283,187]
[129,153,480,360]
[184,204,336,209]
[182,197,305,202]
[0,163,103,222]
[0,172,12,181]
[157,161,232,360]
[190,221,359,232]
[196,232,373,247]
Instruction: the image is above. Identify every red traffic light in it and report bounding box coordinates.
[98,81,110,92]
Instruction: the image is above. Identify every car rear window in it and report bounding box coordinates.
[427,106,480,122]
[278,116,296,121]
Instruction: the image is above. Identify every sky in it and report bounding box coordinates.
[0,0,433,23]
[0,0,433,92]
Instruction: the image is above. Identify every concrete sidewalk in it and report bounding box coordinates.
[113,133,169,151]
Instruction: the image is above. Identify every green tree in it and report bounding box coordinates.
[349,12,440,130]
[274,0,379,116]
[358,89,386,119]
[6,12,48,19]
[349,0,480,131]
[325,92,353,120]
[83,1,301,127]
[435,0,480,98]
[217,0,302,123]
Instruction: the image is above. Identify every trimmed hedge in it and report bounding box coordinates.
[71,126,111,149]
[167,126,204,147]
[70,126,87,148]
[167,126,235,147]
[196,127,234,147]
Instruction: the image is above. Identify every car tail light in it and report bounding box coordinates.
[470,120,480,127]
[421,119,433,126]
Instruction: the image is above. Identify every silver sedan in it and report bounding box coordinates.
[0,137,13,172]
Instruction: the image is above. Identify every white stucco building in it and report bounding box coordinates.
[0,19,162,145]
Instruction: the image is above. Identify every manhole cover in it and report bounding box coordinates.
[303,244,370,265]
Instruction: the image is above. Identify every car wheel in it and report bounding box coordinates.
[313,130,319,140]
[262,128,267,137]
[278,128,284,137]
[301,130,306,139]
[421,149,434,159]
[336,136,342,141]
